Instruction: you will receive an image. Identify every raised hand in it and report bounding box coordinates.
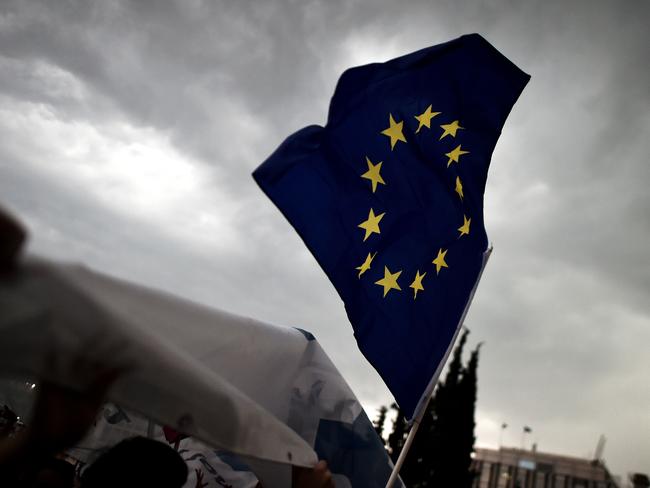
[292,460,335,488]
[195,468,209,488]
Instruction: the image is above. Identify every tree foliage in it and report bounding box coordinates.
[387,402,407,464]
[382,329,481,487]
[373,405,388,444]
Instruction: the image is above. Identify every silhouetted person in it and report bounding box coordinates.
[80,436,188,488]
[26,457,76,488]
[0,377,119,485]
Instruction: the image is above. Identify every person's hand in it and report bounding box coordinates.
[195,468,208,488]
[292,460,335,488]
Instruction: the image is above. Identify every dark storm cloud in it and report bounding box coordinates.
[1,0,649,477]
[1,0,341,171]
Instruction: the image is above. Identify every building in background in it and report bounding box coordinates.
[471,447,619,488]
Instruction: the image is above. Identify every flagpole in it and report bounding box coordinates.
[385,414,423,488]
[385,247,493,488]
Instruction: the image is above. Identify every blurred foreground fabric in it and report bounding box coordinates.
[0,258,397,488]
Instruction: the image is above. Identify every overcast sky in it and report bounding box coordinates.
[1,0,648,479]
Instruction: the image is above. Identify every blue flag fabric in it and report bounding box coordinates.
[253,34,529,419]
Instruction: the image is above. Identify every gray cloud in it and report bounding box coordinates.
[1,0,649,478]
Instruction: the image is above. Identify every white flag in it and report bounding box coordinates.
[0,258,399,488]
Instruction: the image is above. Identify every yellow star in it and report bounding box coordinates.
[356,252,377,278]
[375,266,402,298]
[381,114,406,150]
[439,120,464,140]
[458,215,471,237]
[445,145,469,167]
[358,208,385,242]
[455,176,464,200]
[409,270,426,299]
[361,157,385,193]
[432,248,448,274]
[414,105,440,133]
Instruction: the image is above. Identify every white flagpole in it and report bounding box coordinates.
[385,413,423,488]
[385,247,493,488]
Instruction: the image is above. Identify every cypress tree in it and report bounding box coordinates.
[387,402,407,463]
[373,405,388,444]
[400,393,436,487]
[384,329,480,487]
[401,329,470,487]
[457,343,481,487]
[427,328,469,486]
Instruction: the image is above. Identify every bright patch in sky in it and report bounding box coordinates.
[0,97,241,252]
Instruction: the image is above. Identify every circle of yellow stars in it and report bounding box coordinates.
[355,105,473,300]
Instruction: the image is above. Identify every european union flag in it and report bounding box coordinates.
[254,34,529,420]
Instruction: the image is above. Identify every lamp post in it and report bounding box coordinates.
[521,426,532,450]
[499,422,508,449]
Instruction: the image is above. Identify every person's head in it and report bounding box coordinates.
[27,457,76,488]
[80,436,187,488]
